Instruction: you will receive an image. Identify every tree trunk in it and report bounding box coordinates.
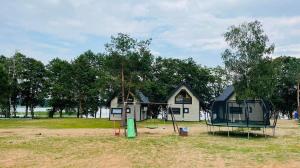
[99,108,102,118]
[30,105,34,119]
[297,81,300,114]
[59,109,63,118]
[77,106,80,118]
[13,104,16,118]
[79,98,83,118]
[49,107,55,118]
[25,104,29,118]
[7,98,11,118]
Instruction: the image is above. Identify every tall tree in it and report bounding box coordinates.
[20,57,46,118]
[105,33,153,126]
[0,61,10,117]
[72,50,99,118]
[222,20,275,100]
[7,53,26,117]
[271,56,300,117]
[47,58,74,118]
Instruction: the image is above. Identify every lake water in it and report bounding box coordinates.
[14,106,109,118]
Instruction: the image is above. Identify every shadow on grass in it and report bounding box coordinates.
[207,130,272,139]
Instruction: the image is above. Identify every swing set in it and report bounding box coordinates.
[113,102,181,138]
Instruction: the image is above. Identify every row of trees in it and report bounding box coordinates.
[0,34,227,118]
[0,21,299,118]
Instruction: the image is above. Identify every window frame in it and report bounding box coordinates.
[175,89,192,104]
[169,108,181,115]
[111,108,122,114]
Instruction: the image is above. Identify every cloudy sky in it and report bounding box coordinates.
[1,0,300,66]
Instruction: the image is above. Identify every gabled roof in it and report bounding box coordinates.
[107,90,149,106]
[215,85,234,101]
[166,82,200,101]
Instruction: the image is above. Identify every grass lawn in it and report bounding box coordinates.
[0,119,299,168]
[0,118,117,129]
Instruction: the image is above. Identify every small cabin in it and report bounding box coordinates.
[166,83,201,121]
[210,85,273,127]
[109,91,149,121]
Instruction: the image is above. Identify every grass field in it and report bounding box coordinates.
[0,118,116,129]
[0,119,299,168]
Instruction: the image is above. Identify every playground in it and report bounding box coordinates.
[0,119,299,168]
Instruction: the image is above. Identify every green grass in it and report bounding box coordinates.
[0,118,202,129]
[0,118,117,129]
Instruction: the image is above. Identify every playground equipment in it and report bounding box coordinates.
[205,85,279,139]
[115,102,180,138]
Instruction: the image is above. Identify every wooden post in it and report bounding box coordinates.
[121,63,126,136]
[297,81,300,114]
[227,126,229,137]
[247,127,250,139]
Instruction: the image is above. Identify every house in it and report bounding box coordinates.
[108,91,149,121]
[166,83,201,121]
[210,85,272,126]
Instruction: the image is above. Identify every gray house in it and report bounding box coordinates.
[109,91,149,121]
[166,83,201,121]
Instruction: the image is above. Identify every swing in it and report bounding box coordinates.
[146,105,163,129]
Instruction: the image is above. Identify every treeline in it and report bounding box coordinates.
[0,21,300,118]
[0,34,227,118]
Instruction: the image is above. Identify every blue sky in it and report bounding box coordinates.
[1,0,300,67]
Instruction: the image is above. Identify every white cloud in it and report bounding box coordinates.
[1,0,300,65]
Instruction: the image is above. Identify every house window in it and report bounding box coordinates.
[126,108,131,113]
[175,89,192,104]
[184,108,189,113]
[229,107,243,114]
[169,108,180,115]
[111,108,122,114]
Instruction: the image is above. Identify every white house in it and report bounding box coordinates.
[166,83,201,121]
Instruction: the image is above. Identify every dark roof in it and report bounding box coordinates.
[166,82,200,102]
[136,91,150,103]
[215,85,234,101]
[107,90,149,106]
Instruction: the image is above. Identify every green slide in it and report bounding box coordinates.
[127,118,136,138]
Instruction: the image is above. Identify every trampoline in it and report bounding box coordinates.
[206,86,279,138]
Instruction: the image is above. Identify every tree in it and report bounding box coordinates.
[0,61,10,117]
[72,50,100,118]
[46,58,74,118]
[222,20,275,100]
[209,66,232,98]
[105,33,153,127]
[7,52,26,117]
[20,57,46,118]
[271,56,300,117]
[142,57,213,114]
